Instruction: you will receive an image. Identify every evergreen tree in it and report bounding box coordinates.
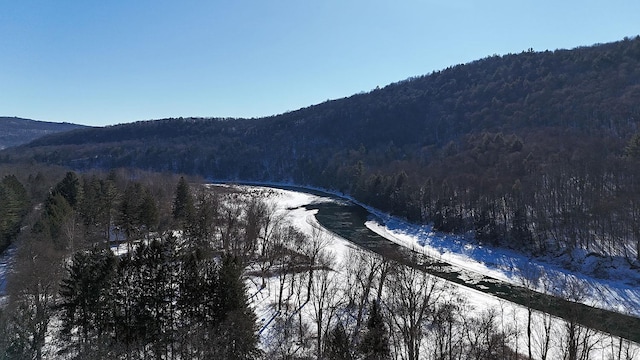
[35,192,74,248]
[53,171,82,209]
[59,248,117,346]
[110,256,143,350]
[325,321,353,360]
[359,301,391,360]
[211,254,261,360]
[178,252,206,324]
[0,175,29,250]
[81,175,118,246]
[625,132,640,159]
[191,192,218,250]
[132,236,180,355]
[172,176,195,230]
[118,182,158,241]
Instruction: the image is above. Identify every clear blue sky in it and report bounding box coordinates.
[1,1,638,126]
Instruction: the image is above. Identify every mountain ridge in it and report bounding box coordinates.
[0,117,87,150]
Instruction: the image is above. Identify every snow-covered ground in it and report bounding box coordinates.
[238,184,640,359]
[242,183,640,318]
[365,214,640,318]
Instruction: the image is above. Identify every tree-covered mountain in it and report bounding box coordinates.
[4,37,640,269]
[0,117,87,150]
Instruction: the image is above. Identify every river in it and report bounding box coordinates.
[259,183,640,344]
[0,245,15,299]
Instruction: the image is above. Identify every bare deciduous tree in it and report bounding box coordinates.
[5,236,65,360]
[383,263,447,360]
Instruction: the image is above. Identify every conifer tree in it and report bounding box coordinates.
[132,236,180,355]
[119,182,158,242]
[0,175,29,250]
[59,247,117,346]
[211,254,261,360]
[359,301,391,360]
[625,132,640,159]
[36,192,73,248]
[172,176,195,230]
[53,171,82,209]
[325,321,353,360]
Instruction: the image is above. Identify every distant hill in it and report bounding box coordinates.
[4,37,640,267]
[0,117,87,150]
[13,37,640,170]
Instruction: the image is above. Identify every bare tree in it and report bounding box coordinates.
[343,248,388,342]
[463,308,511,360]
[559,276,601,360]
[309,253,341,360]
[382,263,446,360]
[515,262,542,360]
[219,201,242,255]
[264,315,312,360]
[273,225,306,312]
[253,200,285,287]
[5,236,65,359]
[242,197,268,256]
[299,227,332,305]
[430,294,466,360]
[606,334,639,360]
[532,269,555,360]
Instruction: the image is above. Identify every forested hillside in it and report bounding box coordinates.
[3,37,640,270]
[0,117,86,150]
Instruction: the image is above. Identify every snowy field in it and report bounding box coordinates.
[239,185,640,359]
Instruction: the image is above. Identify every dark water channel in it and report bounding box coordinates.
[0,245,16,298]
[267,185,640,344]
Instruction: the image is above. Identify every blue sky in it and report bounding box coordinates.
[1,1,638,126]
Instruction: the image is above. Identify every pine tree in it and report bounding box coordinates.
[35,192,73,248]
[53,171,82,209]
[132,236,180,355]
[59,248,117,346]
[625,132,640,159]
[211,254,262,360]
[325,321,353,360]
[178,252,206,324]
[359,301,391,360]
[80,175,116,244]
[118,182,158,242]
[172,176,195,230]
[0,175,29,250]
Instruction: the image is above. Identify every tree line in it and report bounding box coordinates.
[0,168,637,359]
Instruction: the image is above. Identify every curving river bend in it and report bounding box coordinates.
[264,184,640,344]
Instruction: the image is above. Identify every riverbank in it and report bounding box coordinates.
[225,183,640,344]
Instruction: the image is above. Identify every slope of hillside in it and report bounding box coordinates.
[3,37,640,272]
[12,37,640,168]
[0,117,87,150]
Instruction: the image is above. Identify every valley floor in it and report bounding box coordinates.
[243,184,640,358]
